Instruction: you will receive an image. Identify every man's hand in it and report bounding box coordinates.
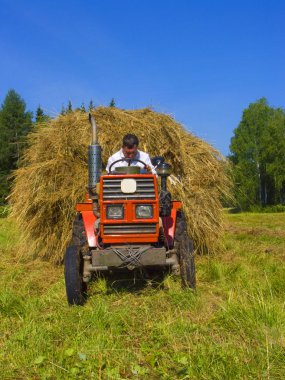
[145,165,152,173]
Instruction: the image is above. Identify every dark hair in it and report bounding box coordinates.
[122,134,139,148]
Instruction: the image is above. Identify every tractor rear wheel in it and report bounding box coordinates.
[174,211,196,289]
[64,214,87,305]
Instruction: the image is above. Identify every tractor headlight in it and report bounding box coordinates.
[136,205,153,219]
[106,204,124,219]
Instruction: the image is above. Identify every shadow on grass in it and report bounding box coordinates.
[227,207,241,214]
[94,269,168,294]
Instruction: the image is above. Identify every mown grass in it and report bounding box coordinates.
[1,213,285,379]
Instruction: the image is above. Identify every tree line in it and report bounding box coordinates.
[1,89,284,210]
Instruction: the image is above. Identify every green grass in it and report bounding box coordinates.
[1,213,285,379]
[0,205,9,218]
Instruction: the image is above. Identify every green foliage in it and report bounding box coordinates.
[1,213,285,378]
[60,105,66,115]
[61,101,75,115]
[35,105,44,122]
[88,100,94,111]
[230,98,285,210]
[0,89,32,204]
[0,89,32,170]
[109,98,116,107]
[75,103,87,113]
[35,105,50,123]
[0,205,9,218]
[0,171,10,205]
[67,100,73,113]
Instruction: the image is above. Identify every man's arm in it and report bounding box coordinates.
[106,156,113,173]
[106,150,122,173]
[143,153,157,175]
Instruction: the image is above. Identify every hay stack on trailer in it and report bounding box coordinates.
[10,107,231,263]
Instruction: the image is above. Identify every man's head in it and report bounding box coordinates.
[122,134,139,158]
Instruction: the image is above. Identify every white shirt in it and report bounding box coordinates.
[106,149,157,174]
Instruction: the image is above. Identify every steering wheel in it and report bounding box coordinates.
[108,158,148,173]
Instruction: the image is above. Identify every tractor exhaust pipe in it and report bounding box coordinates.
[88,114,101,196]
[89,113,97,144]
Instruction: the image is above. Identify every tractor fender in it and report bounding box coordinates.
[162,201,182,247]
[76,203,98,248]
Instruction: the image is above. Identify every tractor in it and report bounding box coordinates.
[64,114,195,305]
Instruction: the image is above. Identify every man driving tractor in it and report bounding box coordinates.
[64,115,195,306]
[106,134,156,175]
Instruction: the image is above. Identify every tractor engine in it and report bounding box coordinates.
[100,174,159,243]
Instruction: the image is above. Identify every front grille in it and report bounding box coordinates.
[103,177,155,200]
[104,223,156,235]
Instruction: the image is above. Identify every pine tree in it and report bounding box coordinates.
[80,103,86,112]
[109,98,115,107]
[35,105,49,123]
[0,89,32,169]
[36,106,44,122]
[0,89,32,203]
[67,100,73,113]
[88,100,94,111]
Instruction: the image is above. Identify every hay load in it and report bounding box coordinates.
[10,107,230,263]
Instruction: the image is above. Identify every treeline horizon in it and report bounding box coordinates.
[0,89,285,211]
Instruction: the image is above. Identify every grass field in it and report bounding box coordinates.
[0,212,285,379]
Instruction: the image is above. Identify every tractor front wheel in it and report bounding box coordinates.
[174,211,196,289]
[64,245,86,305]
[64,213,87,305]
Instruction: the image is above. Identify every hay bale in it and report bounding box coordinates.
[10,107,231,263]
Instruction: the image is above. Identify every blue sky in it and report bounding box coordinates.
[0,0,284,155]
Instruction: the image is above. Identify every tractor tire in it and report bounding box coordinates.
[64,214,87,305]
[174,211,196,289]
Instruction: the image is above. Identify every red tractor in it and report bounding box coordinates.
[64,115,195,305]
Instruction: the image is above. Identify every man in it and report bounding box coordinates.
[106,134,156,174]
[94,134,156,234]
